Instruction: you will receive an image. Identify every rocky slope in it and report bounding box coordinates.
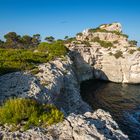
[67,22,140,83]
[0,56,128,139]
[1,22,139,139]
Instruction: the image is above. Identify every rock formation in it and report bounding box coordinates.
[0,56,128,139]
[68,22,140,83]
[1,22,138,139]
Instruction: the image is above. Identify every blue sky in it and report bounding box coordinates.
[0,0,140,44]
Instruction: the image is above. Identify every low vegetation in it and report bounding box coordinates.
[76,32,83,36]
[128,49,136,54]
[129,40,137,46]
[0,98,64,130]
[92,37,114,48]
[137,47,140,51]
[64,37,76,44]
[88,28,129,38]
[113,50,123,59]
[0,41,68,75]
[81,41,91,47]
[109,50,123,59]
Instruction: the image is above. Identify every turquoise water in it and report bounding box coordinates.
[80,80,140,140]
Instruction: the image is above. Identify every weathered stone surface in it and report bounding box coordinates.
[0,23,134,139]
[0,56,128,139]
[69,23,140,83]
[0,109,128,140]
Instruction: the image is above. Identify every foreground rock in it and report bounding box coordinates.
[68,22,140,83]
[0,109,128,140]
[0,56,128,139]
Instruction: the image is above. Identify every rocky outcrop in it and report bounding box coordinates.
[1,22,137,139]
[68,22,140,83]
[99,23,122,32]
[0,56,128,139]
[0,109,128,140]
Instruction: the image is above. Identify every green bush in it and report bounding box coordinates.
[0,98,64,130]
[108,52,113,56]
[128,49,136,54]
[91,37,113,48]
[113,40,119,44]
[99,40,113,48]
[129,40,137,46]
[0,41,68,75]
[113,50,123,59]
[37,41,68,59]
[81,41,91,47]
[137,47,140,51]
[64,37,76,43]
[76,32,83,36]
[88,28,128,38]
[92,37,100,42]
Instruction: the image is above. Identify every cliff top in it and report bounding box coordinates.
[99,22,122,32]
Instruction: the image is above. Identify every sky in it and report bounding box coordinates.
[0,0,140,44]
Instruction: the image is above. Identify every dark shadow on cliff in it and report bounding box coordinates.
[54,51,125,138]
[54,51,110,116]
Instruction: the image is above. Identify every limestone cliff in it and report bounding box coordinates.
[67,22,140,83]
[0,56,128,140]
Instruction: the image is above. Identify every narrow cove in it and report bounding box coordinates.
[80,79,140,140]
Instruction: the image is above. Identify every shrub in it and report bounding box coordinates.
[129,40,137,46]
[109,52,113,56]
[64,37,76,43]
[113,50,123,59]
[30,67,40,75]
[0,98,64,130]
[76,32,83,36]
[137,47,140,51]
[82,41,91,47]
[99,40,113,48]
[91,37,113,48]
[0,41,68,75]
[128,49,136,54]
[88,28,128,38]
[37,41,68,58]
[92,37,100,42]
[113,40,119,44]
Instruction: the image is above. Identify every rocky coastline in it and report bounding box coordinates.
[1,22,140,139]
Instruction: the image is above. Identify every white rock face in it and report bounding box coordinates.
[0,56,129,139]
[1,22,136,139]
[69,23,140,83]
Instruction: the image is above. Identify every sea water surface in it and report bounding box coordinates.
[80,80,140,140]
